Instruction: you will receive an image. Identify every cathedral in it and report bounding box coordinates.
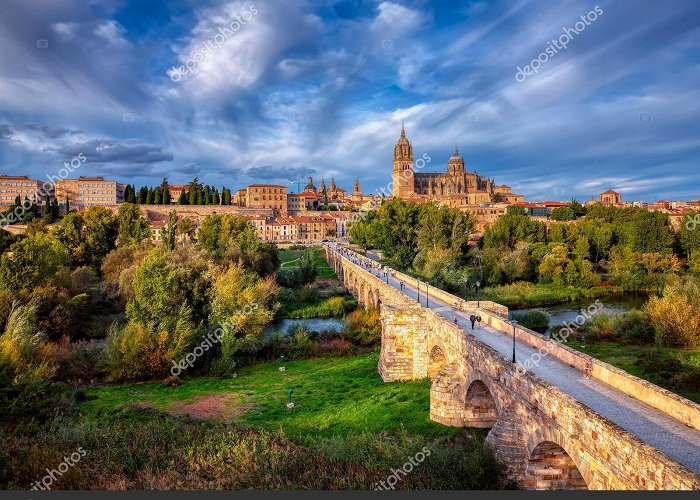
[391,125,522,205]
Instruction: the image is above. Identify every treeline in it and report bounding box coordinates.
[351,200,700,293]
[123,177,234,206]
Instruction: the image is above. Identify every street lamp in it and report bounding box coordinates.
[511,319,518,364]
[476,281,481,309]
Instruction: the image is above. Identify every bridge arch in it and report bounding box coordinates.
[463,375,499,428]
[524,427,591,490]
[428,344,448,379]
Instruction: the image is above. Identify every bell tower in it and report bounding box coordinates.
[392,124,414,197]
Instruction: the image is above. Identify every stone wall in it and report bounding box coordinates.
[99,204,274,221]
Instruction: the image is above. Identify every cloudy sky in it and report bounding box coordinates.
[0,0,698,201]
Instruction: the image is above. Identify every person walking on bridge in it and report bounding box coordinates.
[469,314,476,329]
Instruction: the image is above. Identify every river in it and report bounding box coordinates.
[263,318,347,337]
[516,292,649,335]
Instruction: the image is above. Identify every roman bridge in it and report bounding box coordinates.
[325,245,700,490]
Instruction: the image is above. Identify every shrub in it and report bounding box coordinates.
[646,275,700,348]
[289,328,318,358]
[346,308,382,346]
[276,268,304,288]
[101,308,199,382]
[615,309,655,344]
[289,296,357,318]
[298,284,320,303]
[511,310,549,333]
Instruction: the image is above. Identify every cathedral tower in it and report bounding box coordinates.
[392,124,414,197]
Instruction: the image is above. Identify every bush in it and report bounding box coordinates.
[101,310,199,382]
[615,309,655,344]
[511,310,549,333]
[646,276,700,348]
[346,308,381,346]
[289,296,357,318]
[298,284,320,303]
[276,268,304,288]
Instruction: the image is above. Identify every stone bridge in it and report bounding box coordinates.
[326,245,700,490]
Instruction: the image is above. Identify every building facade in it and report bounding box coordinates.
[234,184,288,215]
[55,176,124,207]
[0,175,54,208]
[391,126,522,205]
[599,189,622,206]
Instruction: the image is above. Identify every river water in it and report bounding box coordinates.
[517,292,649,335]
[263,318,347,337]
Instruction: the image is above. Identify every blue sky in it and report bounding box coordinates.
[0,0,699,201]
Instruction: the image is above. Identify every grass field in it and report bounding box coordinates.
[279,247,337,279]
[82,353,456,440]
[1,354,504,490]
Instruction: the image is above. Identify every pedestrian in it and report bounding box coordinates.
[584,357,592,380]
[454,315,458,325]
[469,314,476,329]
[476,314,482,327]
[399,281,404,290]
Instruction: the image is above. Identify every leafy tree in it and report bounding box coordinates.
[550,206,575,221]
[483,206,546,250]
[299,248,318,284]
[178,189,188,205]
[161,186,170,205]
[117,203,150,246]
[0,233,68,292]
[162,210,177,251]
[55,207,117,268]
[177,217,197,243]
[209,263,278,375]
[679,210,700,265]
[146,188,154,205]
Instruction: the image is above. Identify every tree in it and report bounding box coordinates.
[209,263,278,375]
[178,189,188,205]
[483,206,546,250]
[550,206,575,221]
[162,210,177,251]
[299,248,318,284]
[177,217,197,244]
[188,177,201,205]
[55,207,118,268]
[679,210,700,264]
[146,188,154,205]
[117,203,150,245]
[161,186,170,205]
[0,233,68,292]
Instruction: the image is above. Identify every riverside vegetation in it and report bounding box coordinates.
[0,205,506,490]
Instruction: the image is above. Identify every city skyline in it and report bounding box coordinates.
[1,0,699,202]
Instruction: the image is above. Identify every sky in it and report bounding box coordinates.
[0,0,699,202]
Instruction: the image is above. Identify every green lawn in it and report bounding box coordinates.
[3,354,502,490]
[279,247,337,279]
[82,353,461,441]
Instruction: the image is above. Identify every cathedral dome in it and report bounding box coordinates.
[448,146,465,173]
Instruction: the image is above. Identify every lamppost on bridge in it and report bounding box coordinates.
[426,282,430,308]
[511,319,518,364]
[476,281,481,309]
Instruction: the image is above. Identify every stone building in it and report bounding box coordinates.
[599,189,622,206]
[391,125,522,205]
[0,174,54,209]
[55,176,124,208]
[233,184,288,215]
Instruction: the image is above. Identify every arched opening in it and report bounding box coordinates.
[525,441,587,490]
[463,380,498,428]
[428,345,447,379]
